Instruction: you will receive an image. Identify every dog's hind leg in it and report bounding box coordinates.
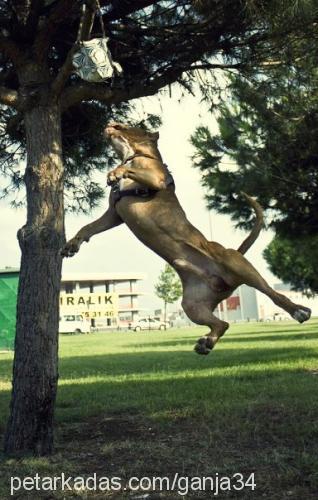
[222,249,311,322]
[178,273,229,355]
[192,310,229,355]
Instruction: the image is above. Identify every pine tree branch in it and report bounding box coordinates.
[78,1,96,41]
[103,0,161,22]
[34,0,78,61]
[9,0,43,34]
[51,45,79,97]
[25,0,44,36]
[51,1,96,97]
[60,52,248,111]
[61,64,187,110]
[190,62,243,70]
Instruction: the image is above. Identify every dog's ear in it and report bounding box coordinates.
[151,131,159,141]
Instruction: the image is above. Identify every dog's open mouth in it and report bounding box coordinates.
[105,125,133,161]
[105,126,116,138]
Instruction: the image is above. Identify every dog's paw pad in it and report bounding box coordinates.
[61,241,81,258]
[194,343,211,355]
[205,337,214,349]
[293,308,311,323]
[194,336,214,355]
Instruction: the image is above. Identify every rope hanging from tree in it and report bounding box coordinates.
[72,0,123,83]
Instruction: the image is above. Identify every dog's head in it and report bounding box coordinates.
[105,122,160,160]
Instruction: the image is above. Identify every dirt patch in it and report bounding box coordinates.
[2,411,318,499]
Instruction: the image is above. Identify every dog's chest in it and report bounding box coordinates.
[118,177,139,190]
[116,195,154,222]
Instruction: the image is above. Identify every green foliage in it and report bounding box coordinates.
[191,65,318,232]
[1,0,317,211]
[191,34,318,293]
[155,264,182,305]
[0,100,160,211]
[264,235,318,297]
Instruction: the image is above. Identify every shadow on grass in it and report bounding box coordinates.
[1,344,317,432]
[0,329,316,379]
[228,326,318,336]
[222,332,318,343]
[57,344,318,377]
[139,332,318,349]
[1,343,318,499]
[0,345,317,384]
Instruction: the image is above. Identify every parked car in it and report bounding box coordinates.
[129,317,169,331]
[59,314,91,334]
[153,317,171,328]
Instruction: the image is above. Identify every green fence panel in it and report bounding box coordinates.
[0,274,19,350]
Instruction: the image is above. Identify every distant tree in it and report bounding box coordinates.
[190,32,318,294]
[191,68,318,235]
[264,236,318,297]
[155,265,182,323]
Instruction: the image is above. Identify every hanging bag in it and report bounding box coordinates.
[72,1,123,83]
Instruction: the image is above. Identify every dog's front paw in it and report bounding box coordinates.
[61,237,82,258]
[107,166,128,184]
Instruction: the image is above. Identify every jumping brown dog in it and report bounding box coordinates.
[62,123,311,354]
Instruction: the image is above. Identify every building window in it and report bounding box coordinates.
[65,283,73,294]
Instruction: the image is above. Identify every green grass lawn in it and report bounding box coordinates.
[0,320,318,499]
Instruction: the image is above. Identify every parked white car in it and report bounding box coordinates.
[129,317,169,331]
[59,314,91,334]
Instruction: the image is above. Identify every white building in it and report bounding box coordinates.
[256,283,318,320]
[60,272,146,328]
[216,285,259,322]
[216,282,318,323]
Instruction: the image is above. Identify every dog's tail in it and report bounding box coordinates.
[237,192,264,255]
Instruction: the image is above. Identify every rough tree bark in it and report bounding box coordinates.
[4,89,64,455]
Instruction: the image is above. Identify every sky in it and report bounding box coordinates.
[0,91,276,312]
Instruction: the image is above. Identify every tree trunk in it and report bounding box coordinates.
[4,102,64,456]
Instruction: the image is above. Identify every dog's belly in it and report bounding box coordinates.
[116,191,200,245]
[115,190,226,277]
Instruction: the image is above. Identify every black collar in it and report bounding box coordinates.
[123,153,158,164]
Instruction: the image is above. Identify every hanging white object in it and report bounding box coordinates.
[72,37,123,83]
